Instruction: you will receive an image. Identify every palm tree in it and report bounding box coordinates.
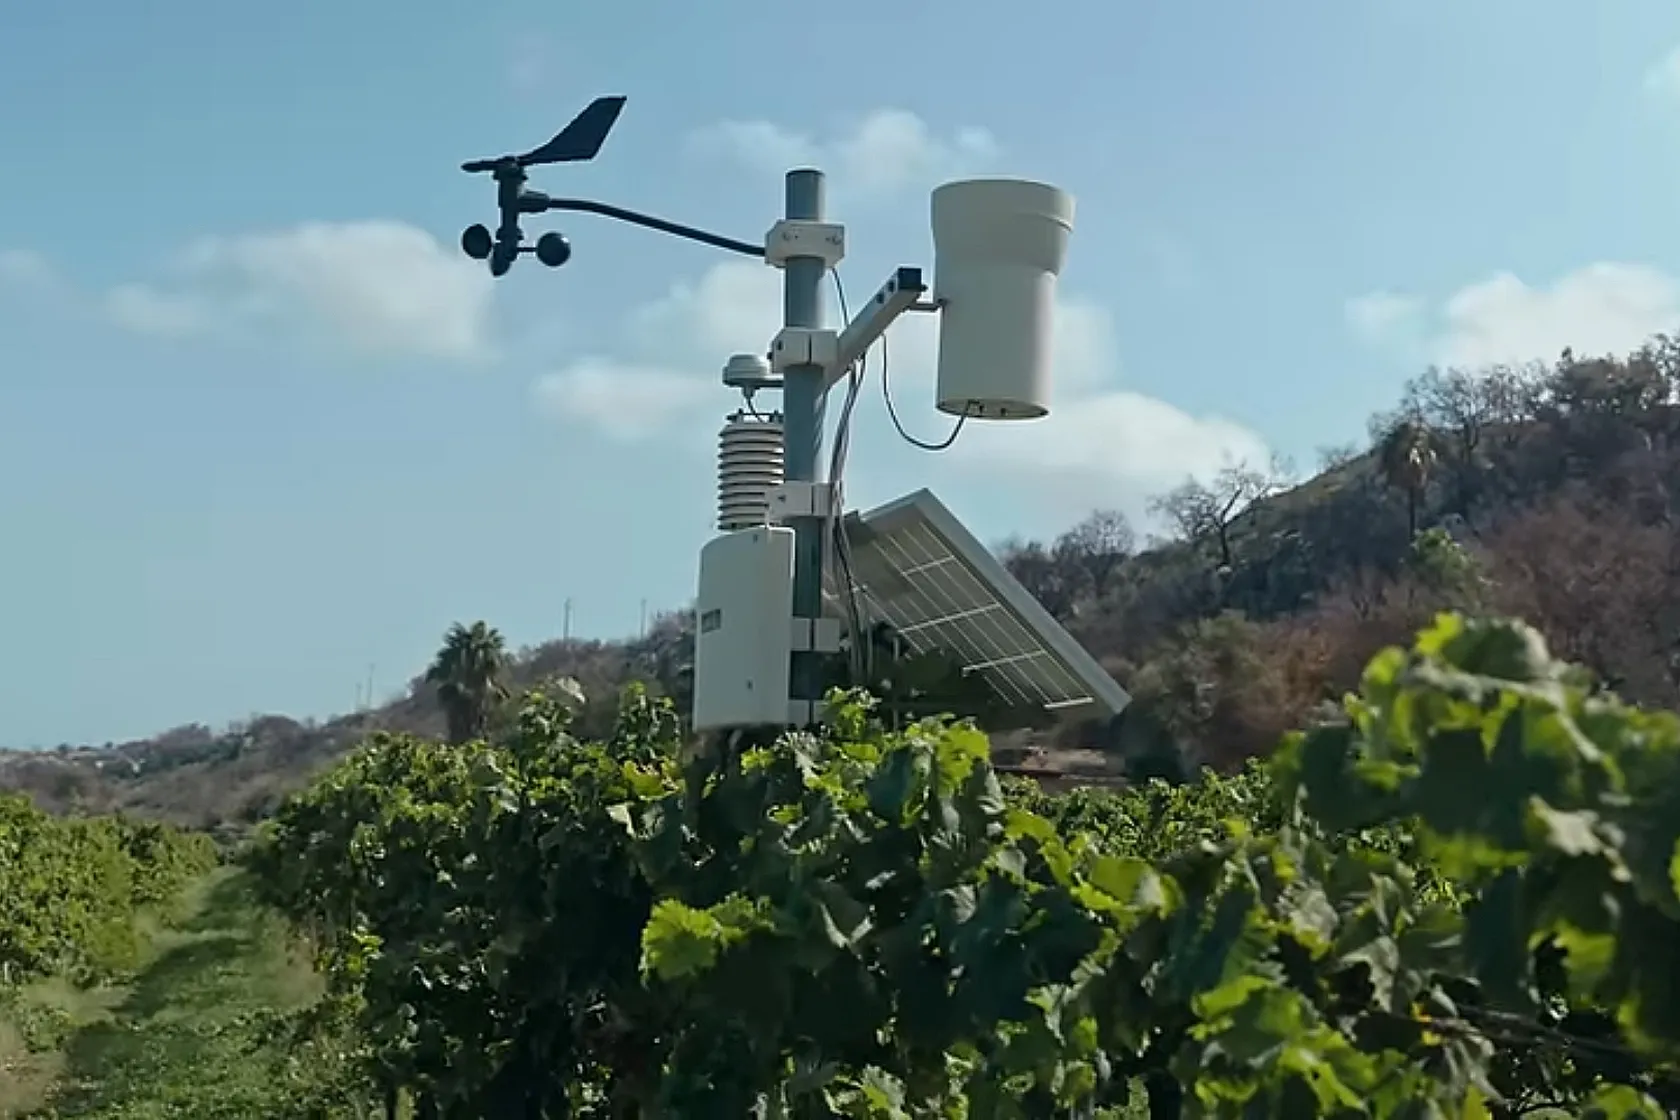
[425,621,510,744]
[1378,417,1437,539]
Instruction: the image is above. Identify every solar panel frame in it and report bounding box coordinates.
[835,488,1131,718]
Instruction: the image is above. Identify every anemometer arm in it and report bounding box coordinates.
[521,190,930,394]
[529,195,764,259]
[458,96,764,274]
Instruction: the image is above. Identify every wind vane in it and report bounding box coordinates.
[458,95,765,276]
[458,95,628,276]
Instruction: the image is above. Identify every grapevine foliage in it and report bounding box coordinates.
[250,618,1680,1117]
[0,793,217,987]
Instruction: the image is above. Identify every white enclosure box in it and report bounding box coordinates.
[930,178,1076,421]
[691,526,796,731]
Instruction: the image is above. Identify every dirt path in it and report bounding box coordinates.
[3,870,346,1119]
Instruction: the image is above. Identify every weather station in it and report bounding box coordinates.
[458,96,1129,733]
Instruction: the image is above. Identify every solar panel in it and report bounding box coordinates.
[833,488,1130,718]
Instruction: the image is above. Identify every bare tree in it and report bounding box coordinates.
[998,538,1078,619]
[1052,509,1136,603]
[1481,492,1680,707]
[1396,365,1533,517]
[1641,333,1680,405]
[1148,458,1289,570]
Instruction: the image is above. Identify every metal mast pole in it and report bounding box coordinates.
[779,168,828,715]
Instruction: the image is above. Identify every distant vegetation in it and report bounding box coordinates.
[1003,340,1680,769]
[3,339,1679,830]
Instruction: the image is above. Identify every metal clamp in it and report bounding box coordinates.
[769,327,840,372]
[764,219,846,268]
[767,480,837,521]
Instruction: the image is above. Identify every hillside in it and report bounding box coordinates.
[4,341,1679,826]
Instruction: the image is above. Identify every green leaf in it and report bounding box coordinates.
[1086,855,1167,912]
[1462,870,1533,1007]
[1525,799,1606,858]
[1432,616,1554,683]
[1577,1084,1667,1120]
[640,896,771,982]
[1669,837,1680,907]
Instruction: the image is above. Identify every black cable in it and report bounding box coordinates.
[827,270,858,482]
[826,270,869,685]
[879,330,970,451]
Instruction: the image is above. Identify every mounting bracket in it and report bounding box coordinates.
[770,327,840,373]
[764,219,846,269]
[822,266,930,391]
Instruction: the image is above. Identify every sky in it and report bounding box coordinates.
[6,0,1680,746]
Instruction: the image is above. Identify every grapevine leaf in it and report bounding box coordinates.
[1462,870,1533,1008]
[1669,838,1680,907]
[1577,1083,1667,1120]
[1525,799,1607,858]
[1086,855,1168,912]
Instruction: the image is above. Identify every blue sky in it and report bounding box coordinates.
[6,0,1680,746]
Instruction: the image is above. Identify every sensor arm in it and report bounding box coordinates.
[821,266,932,393]
[529,195,765,259]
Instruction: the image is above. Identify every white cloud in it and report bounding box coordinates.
[625,258,785,360]
[107,221,494,362]
[105,284,211,339]
[689,108,1000,199]
[1438,264,1679,367]
[1344,290,1422,343]
[950,393,1269,495]
[932,311,1269,508]
[533,359,714,442]
[536,258,1268,509]
[1347,263,1680,368]
[532,261,781,444]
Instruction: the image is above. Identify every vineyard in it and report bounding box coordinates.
[0,796,215,989]
[0,792,219,1115]
[225,613,1680,1118]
